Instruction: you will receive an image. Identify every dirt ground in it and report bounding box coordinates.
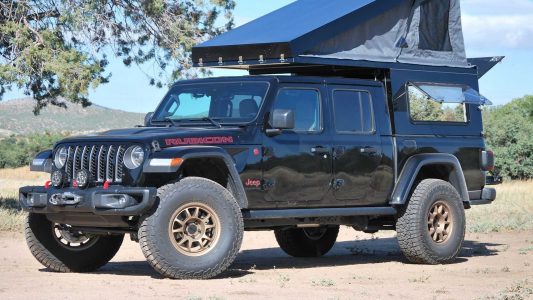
[0,228,531,300]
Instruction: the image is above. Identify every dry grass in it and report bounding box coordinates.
[0,168,532,233]
[466,181,533,233]
[0,167,47,232]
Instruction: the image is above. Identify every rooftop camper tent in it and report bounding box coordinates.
[192,0,503,134]
[192,0,503,77]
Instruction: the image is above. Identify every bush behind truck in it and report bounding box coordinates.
[19,0,502,279]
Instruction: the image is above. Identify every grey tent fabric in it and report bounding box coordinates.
[302,0,467,67]
[193,0,469,68]
[398,0,467,66]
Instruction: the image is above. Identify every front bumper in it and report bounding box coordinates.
[19,185,157,216]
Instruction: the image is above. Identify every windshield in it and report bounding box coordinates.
[153,82,270,125]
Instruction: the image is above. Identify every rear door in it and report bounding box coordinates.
[328,85,385,206]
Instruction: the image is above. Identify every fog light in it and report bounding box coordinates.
[94,194,137,209]
[76,170,90,188]
[23,193,47,208]
[51,170,65,187]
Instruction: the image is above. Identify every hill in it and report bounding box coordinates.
[0,98,144,137]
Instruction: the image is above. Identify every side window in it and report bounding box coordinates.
[273,88,321,132]
[332,90,374,133]
[408,84,467,123]
[418,1,452,51]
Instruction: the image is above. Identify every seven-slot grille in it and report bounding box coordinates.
[62,145,127,184]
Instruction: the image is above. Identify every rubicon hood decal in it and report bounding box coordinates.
[164,136,234,146]
[56,126,245,145]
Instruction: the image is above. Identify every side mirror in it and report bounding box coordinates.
[266,109,294,136]
[144,112,154,127]
[271,109,295,129]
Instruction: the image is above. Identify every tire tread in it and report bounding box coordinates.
[274,226,339,258]
[396,179,465,264]
[24,213,123,273]
[138,177,243,279]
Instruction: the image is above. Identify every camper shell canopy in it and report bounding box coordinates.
[192,0,502,79]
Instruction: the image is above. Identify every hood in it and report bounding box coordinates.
[57,126,247,148]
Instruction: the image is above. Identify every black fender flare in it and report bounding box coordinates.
[390,153,469,205]
[143,146,248,208]
[30,150,53,173]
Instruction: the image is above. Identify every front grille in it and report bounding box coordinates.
[63,144,127,184]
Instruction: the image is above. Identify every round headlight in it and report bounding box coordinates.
[123,146,145,169]
[54,147,68,169]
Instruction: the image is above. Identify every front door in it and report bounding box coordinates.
[328,86,384,206]
[262,84,334,207]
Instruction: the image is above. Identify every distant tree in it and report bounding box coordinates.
[409,96,443,121]
[484,95,533,180]
[516,95,533,119]
[0,0,235,114]
[0,132,68,168]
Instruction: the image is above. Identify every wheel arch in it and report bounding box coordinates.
[390,153,469,206]
[143,146,248,208]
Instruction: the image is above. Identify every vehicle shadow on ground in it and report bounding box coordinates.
[64,237,502,279]
[232,238,503,272]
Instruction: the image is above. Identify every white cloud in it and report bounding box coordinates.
[461,0,533,50]
[461,0,533,16]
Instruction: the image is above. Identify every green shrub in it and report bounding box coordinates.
[0,132,69,168]
[484,95,533,180]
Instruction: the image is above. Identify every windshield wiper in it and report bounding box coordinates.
[163,117,222,128]
[164,117,180,127]
[200,117,222,128]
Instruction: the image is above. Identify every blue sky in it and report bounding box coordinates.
[4,0,533,113]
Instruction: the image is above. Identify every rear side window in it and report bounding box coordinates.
[408,84,467,123]
[332,90,374,133]
[273,88,321,132]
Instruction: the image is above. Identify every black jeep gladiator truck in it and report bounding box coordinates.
[19,0,499,279]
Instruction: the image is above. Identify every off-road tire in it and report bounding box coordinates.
[25,213,124,272]
[139,177,244,279]
[274,226,339,257]
[396,179,465,264]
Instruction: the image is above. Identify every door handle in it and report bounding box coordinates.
[360,146,378,154]
[333,146,346,158]
[311,146,330,154]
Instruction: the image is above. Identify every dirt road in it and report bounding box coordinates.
[0,228,531,300]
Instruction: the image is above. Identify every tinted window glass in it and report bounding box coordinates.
[273,89,321,132]
[360,92,374,132]
[153,82,269,123]
[408,85,466,123]
[333,90,374,133]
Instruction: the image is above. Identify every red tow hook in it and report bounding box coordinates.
[103,181,110,190]
[44,181,52,189]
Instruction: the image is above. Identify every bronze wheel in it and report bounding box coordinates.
[302,227,328,241]
[427,201,453,243]
[52,224,98,251]
[397,179,465,264]
[140,178,243,279]
[25,213,123,273]
[168,202,221,256]
[274,226,339,257]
